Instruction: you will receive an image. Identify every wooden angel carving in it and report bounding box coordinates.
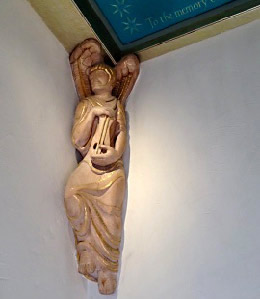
[64,39,140,295]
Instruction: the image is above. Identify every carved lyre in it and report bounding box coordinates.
[64,39,140,295]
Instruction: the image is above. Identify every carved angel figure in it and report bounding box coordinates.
[64,39,139,295]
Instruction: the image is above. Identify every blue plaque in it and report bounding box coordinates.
[92,0,235,44]
[73,0,259,59]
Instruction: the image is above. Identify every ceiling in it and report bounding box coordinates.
[28,0,260,62]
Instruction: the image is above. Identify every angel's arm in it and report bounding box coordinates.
[72,102,117,151]
[72,101,93,149]
[115,105,127,158]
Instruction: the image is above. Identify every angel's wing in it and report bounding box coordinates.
[70,39,104,101]
[113,54,140,107]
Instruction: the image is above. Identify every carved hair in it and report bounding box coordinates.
[90,64,117,87]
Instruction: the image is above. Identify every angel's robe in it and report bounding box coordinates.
[65,96,126,281]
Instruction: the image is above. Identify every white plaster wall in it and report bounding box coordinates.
[117,20,260,299]
[85,20,260,299]
[0,1,87,298]
[1,1,260,298]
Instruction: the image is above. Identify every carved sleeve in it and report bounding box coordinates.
[115,102,127,158]
[71,100,92,157]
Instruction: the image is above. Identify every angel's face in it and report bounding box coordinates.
[90,70,112,94]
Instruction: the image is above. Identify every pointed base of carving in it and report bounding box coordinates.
[98,270,117,295]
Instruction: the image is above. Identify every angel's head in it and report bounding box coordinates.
[89,64,117,95]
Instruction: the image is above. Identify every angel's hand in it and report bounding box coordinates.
[116,54,139,81]
[91,146,119,166]
[90,107,115,119]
